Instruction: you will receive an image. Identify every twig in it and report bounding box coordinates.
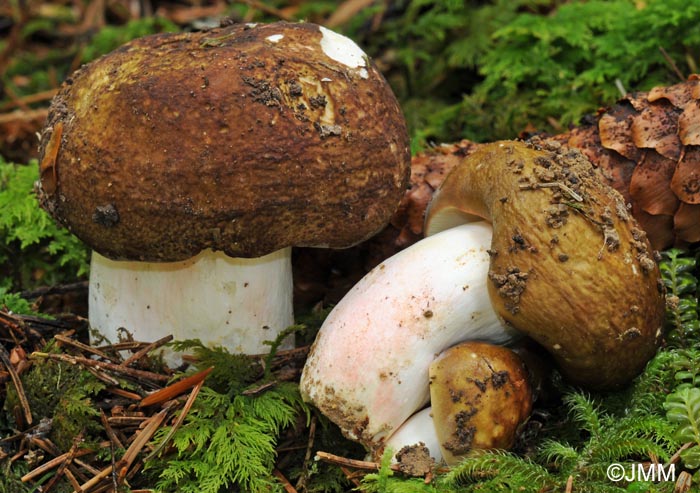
[340,466,363,488]
[21,445,92,482]
[63,468,82,492]
[100,409,124,450]
[315,451,400,472]
[97,341,154,352]
[295,415,316,492]
[0,310,27,345]
[54,334,120,364]
[84,366,120,386]
[0,88,57,111]
[104,387,142,401]
[326,0,376,27]
[28,436,99,485]
[116,404,172,483]
[273,468,298,493]
[659,46,686,81]
[0,107,48,125]
[75,463,114,493]
[519,181,583,202]
[20,281,88,300]
[107,416,147,427]
[668,442,695,466]
[121,334,173,367]
[31,352,170,382]
[139,366,213,407]
[77,406,171,493]
[144,378,206,460]
[41,431,85,492]
[242,380,278,396]
[0,343,32,425]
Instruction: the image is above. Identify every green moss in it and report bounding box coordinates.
[0,158,89,302]
[340,0,700,148]
[80,17,179,63]
[0,462,33,493]
[142,333,310,492]
[4,344,105,451]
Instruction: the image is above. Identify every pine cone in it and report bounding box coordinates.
[391,75,700,251]
[556,74,700,250]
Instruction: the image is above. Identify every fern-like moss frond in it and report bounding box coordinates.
[443,450,552,492]
[146,383,305,493]
[564,392,603,437]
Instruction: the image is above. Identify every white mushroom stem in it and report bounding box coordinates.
[300,222,516,448]
[384,408,442,464]
[89,247,294,364]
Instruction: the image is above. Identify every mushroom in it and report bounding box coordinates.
[300,138,665,459]
[425,139,665,389]
[428,341,532,464]
[36,22,410,359]
[299,221,517,450]
[384,341,533,465]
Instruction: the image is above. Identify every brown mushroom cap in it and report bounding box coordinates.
[37,22,410,261]
[425,139,665,390]
[429,341,532,464]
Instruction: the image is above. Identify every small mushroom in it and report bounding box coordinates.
[36,22,410,360]
[425,139,665,389]
[299,222,516,449]
[428,341,532,465]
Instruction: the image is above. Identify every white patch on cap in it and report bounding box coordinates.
[266,34,284,43]
[319,26,369,78]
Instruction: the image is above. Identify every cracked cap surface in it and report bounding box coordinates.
[38,21,411,261]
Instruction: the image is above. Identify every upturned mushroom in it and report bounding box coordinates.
[425,138,665,389]
[299,221,517,449]
[36,21,410,359]
[301,138,664,458]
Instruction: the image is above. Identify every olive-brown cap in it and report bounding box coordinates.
[37,22,410,261]
[425,139,664,390]
[429,341,532,465]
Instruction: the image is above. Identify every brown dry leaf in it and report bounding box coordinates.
[671,147,700,204]
[629,152,679,215]
[630,102,682,160]
[679,99,700,145]
[647,78,696,107]
[598,102,640,161]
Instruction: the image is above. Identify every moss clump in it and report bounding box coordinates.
[3,343,105,451]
